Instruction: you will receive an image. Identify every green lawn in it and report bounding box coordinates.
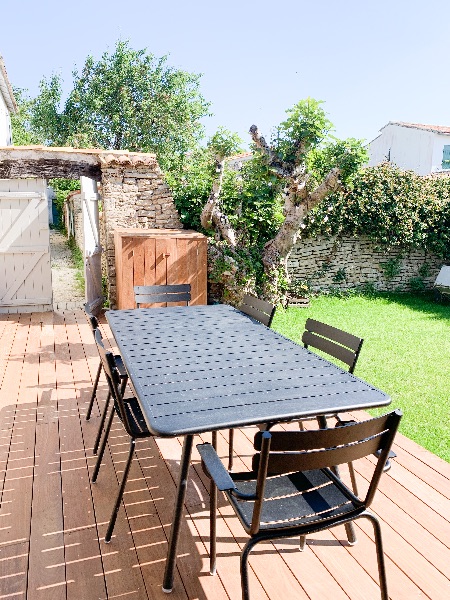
[272,292,450,462]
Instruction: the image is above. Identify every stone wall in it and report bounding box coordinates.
[99,153,182,307]
[289,235,444,292]
[65,190,83,250]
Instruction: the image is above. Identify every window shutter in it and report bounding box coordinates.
[442,145,450,170]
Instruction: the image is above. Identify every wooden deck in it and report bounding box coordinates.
[0,309,449,600]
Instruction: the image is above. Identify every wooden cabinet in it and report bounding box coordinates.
[114,228,207,309]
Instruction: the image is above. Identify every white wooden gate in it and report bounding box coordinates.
[0,179,52,313]
[81,177,103,314]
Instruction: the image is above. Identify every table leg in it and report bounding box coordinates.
[317,415,357,545]
[162,434,194,593]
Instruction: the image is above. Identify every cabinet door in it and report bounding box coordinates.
[116,233,207,308]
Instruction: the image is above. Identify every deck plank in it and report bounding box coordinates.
[0,309,449,600]
[54,311,107,600]
[27,312,67,600]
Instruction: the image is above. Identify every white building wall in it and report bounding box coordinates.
[431,134,450,173]
[0,93,12,146]
[368,124,435,175]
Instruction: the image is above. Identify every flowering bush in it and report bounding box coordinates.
[302,163,450,259]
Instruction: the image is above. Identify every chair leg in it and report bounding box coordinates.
[228,429,234,471]
[86,361,102,420]
[93,392,111,455]
[364,513,389,600]
[210,431,218,574]
[92,404,116,483]
[348,461,359,496]
[105,438,136,543]
[299,535,306,551]
[240,538,259,600]
[93,378,127,456]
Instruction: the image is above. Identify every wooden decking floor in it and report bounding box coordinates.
[0,310,449,600]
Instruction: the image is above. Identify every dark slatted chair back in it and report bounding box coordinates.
[94,330,128,431]
[134,284,191,308]
[92,330,150,543]
[197,410,401,600]
[302,318,363,373]
[252,412,400,507]
[239,294,276,327]
[93,329,144,439]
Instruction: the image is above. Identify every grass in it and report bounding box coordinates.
[272,292,450,462]
[67,235,85,294]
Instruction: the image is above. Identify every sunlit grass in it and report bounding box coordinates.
[272,292,450,462]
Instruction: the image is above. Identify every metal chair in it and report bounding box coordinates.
[302,318,395,476]
[84,303,128,455]
[239,294,276,327]
[302,317,363,375]
[227,295,276,471]
[198,410,402,600]
[91,329,152,543]
[299,318,363,427]
[298,319,364,486]
[134,284,191,307]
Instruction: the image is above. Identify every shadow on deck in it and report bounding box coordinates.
[0,310,448,599]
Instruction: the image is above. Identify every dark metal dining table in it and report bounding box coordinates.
[106,303,391,592]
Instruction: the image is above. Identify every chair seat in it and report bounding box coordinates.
[119,397,150,438]
[230,469,357,531]
[115,355,127,378]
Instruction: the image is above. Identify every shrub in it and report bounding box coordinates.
[301,163,450,259]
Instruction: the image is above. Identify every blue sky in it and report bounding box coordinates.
[1,0,449,148]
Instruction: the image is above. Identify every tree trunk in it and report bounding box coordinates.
[200,157,237,247]
[261,167,342,302]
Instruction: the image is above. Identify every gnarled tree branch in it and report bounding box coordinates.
[200,155,237,247]
[249,124,293,177]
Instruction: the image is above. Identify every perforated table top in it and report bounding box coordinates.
[106,304,390,437]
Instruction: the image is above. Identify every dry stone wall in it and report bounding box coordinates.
[99,153,182,307]
[65,190,83,250]
[289,235,443,292]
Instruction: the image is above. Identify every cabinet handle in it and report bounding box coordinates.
[163,252,171,258]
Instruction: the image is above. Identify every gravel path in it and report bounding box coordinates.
[50,230,85,309]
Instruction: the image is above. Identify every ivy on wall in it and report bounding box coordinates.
[302,163,450,260]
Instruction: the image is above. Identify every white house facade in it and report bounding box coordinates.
[368,121,450,175]
[0,56,17,146]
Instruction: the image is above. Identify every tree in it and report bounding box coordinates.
[200,99,368,303]
[10,87,44,145]
[26,40,210,170]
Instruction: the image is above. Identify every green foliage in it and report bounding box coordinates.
[272,292,450,461]
[307,137,368,186]
[418,262,431,278]
[207,127,242,158]
[168,131,284,248]
[288,279,310,298]
[26,40,210,171]
[274,98,333,162]
[333,268,347,283]
[10,87,44,145]
[66,235,85,293]
[169,99,367,304]
[268,99,367,189]
[302,163,450,259]
[408,276,426,292]
[380,256,402,280]
[49,179,80,225]
[28,75,64,145]
[224,154,284,247]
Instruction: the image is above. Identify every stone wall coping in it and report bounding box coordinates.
[114,227,205,239]
[0,145,158,166]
